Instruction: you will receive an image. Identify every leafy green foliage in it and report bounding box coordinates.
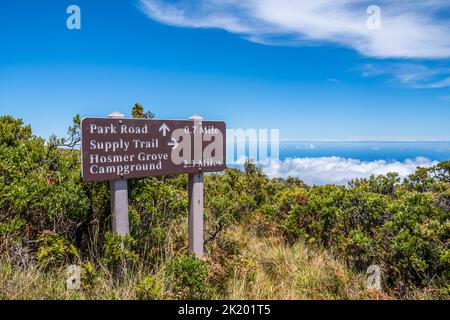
[128,176,188,261]
[134,275,162,300]
[165,254,211,299]
[103,232,139,269]
[269,172,450,292]
[0,115,448,298]
[131,102,155,119]
[37,232,79,269]
[0,116,32,146]
[81,262,98,288]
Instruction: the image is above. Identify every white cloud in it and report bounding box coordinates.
[262,156,437,185]
[139,0,450,59]
[360,63,450,88]
[425,77,450,89]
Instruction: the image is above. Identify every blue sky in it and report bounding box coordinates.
[0,0,449,141]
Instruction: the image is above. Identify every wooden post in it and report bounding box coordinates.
[110,179,129,236]
[188,115,204,258]
[109,112,129,237]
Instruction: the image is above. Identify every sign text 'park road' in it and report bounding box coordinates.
[81,118,226,182]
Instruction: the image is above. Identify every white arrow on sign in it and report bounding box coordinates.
[159,123,170,137]
[168,138,179,149]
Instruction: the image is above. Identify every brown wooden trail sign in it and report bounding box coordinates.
[81,113,226,259]
[81,117,226,182]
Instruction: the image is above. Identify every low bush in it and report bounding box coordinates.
[164,254,211,299]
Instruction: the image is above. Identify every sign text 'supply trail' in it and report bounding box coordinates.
[81,118,226,182]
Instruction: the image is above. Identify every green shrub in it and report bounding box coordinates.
[273,173,449,294]
[37,232,79,269]
[135,275,162,300]
[165,254,211,299]
[103,232,139,270]
[81,262,98,288]
[0,115,448,298]
[0,216,25,247]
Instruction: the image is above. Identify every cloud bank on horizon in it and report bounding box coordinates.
[262,156,437,185]
[139,0,450,59]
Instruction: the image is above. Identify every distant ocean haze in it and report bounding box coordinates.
[279,141,450,162]
[228,141,450,185]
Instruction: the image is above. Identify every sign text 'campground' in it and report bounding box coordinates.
[81,118,226,182]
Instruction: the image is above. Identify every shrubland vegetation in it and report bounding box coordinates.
[0,110,448,300]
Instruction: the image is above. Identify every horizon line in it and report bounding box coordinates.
[280,140,450,143]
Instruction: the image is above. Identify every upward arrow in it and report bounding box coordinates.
[159,123,170,137]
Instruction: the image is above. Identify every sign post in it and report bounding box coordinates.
[108,112,129,237]
[81,114,226,259]
[188,115,204,258]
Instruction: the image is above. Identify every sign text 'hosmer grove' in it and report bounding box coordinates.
[81,118,226,182]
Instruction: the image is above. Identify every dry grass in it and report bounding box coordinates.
[0,225,387,300]
[0,259,167,300]
[220,226,372,300]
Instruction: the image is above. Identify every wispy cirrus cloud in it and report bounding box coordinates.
[360,63,450,88]
[139,0,450,59]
